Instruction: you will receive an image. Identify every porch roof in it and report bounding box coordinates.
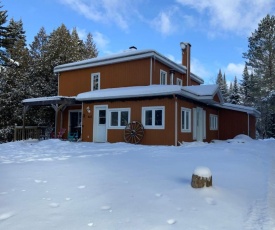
[76,84,222,105]
[22,96,78,106]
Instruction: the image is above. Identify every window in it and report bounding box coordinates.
[181,107,191,132]
[210,114,218,130]
[142,106,165,129]
[108,108,130,129]
[91,73,100,91]
[160,70,167,85]
[176,78,183,86]
[69,110,82,134]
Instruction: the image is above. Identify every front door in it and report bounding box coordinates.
[193,107,205,142]
[93,105,107,142]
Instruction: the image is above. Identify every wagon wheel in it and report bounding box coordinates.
[124,121,144,144]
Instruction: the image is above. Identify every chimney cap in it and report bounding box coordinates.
[180,42,191,50]
[129,46,137,50]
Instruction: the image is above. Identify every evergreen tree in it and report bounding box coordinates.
[243,14,275,137]
[84,32,98,59]
[216,69,228,102]
[0,18,28,141]
[228,76,241,104]
[0,2,24,68]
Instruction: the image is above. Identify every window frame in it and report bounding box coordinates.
[181,107,191,132]
[160,70,167,85]
[209,114,218,130]
[176,78,183,86]
[108,108,131,129]
[142,106,165,129]
[91,72,100,91]
[68,110,82,133]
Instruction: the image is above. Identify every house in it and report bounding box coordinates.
[22,43,260,145]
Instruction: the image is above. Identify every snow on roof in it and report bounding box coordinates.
[76,85,183,101]
[216,103,261,117]
[76,85,220,103]
[53,49,204,84]
[22,96,75,103]
[182,85,219,96]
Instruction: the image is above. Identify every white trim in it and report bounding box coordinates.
[176,78,183,86]
[142,106,165,129]
[192,108,197,140]
[181,107,191,132]
[91,72,100,91]
[160,70,167,85]
[175,98,178,146]
[209,114,218,130]
[108,108,131,129]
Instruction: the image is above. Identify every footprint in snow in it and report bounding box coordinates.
[65,197,71,201]
[87,222,94,227]
[167,219,176,225]
[49,202,60,208]
[101,206,112,212]
[0,212,14,221]
[155,193,162,197]
[205,197,216,205]
[78,185,86,189]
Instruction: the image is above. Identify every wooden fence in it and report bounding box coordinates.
[14,126,47,141]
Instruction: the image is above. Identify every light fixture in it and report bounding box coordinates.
[86,106,91,113]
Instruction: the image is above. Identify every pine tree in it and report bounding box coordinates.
[0,2,24,68]
[84,32,98,59]
[243,14,275,137]
[0,18,28,140]
[216,69,228,102]
[228,76,241,104]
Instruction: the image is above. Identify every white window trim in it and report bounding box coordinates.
[160,70,167,85]
[91,72,100,91]
[181,107,191,132]
[142,106,165,129]
[108,108,131,129]
[176,78,183,86]
[210,114,218,130]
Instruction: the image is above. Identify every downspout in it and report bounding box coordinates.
[81,102,84,141]
[174,95,178,146]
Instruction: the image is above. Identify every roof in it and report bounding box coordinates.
[76,84,222,105]
[22,96,78,106]
[54,49,204,84]
[216,103,261,117]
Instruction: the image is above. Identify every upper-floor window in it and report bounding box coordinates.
[91,73,100,91]
[210,114,218,130]
[160,70,167,85]
[176,78,183,86]
[108,108,130,129]
[181,107,191,132]
[142,106,165,129]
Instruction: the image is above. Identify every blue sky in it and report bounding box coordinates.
[2,0,275,84]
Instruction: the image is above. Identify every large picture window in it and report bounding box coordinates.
[210,114,218,130]
[160,70,167,85]
[91,73,100,91]
[181,107,191,132]
[142,106,165,129]
[108,108,130,129]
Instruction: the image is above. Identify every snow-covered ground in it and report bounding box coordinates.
[0,136,274,230]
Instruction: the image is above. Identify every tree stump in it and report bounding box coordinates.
[191,167,212,188]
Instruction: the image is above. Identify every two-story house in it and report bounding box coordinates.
[22,43,260,145]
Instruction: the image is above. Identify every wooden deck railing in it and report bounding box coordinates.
[14,125,46,141]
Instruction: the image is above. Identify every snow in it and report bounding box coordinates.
[0,138,275,229]
[193,167,212,178]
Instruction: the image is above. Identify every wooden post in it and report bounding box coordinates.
[22,105,29,140]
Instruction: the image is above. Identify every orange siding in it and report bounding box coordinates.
[81,97,175,145]
[58,58,151,96]
[219,109,250,140]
